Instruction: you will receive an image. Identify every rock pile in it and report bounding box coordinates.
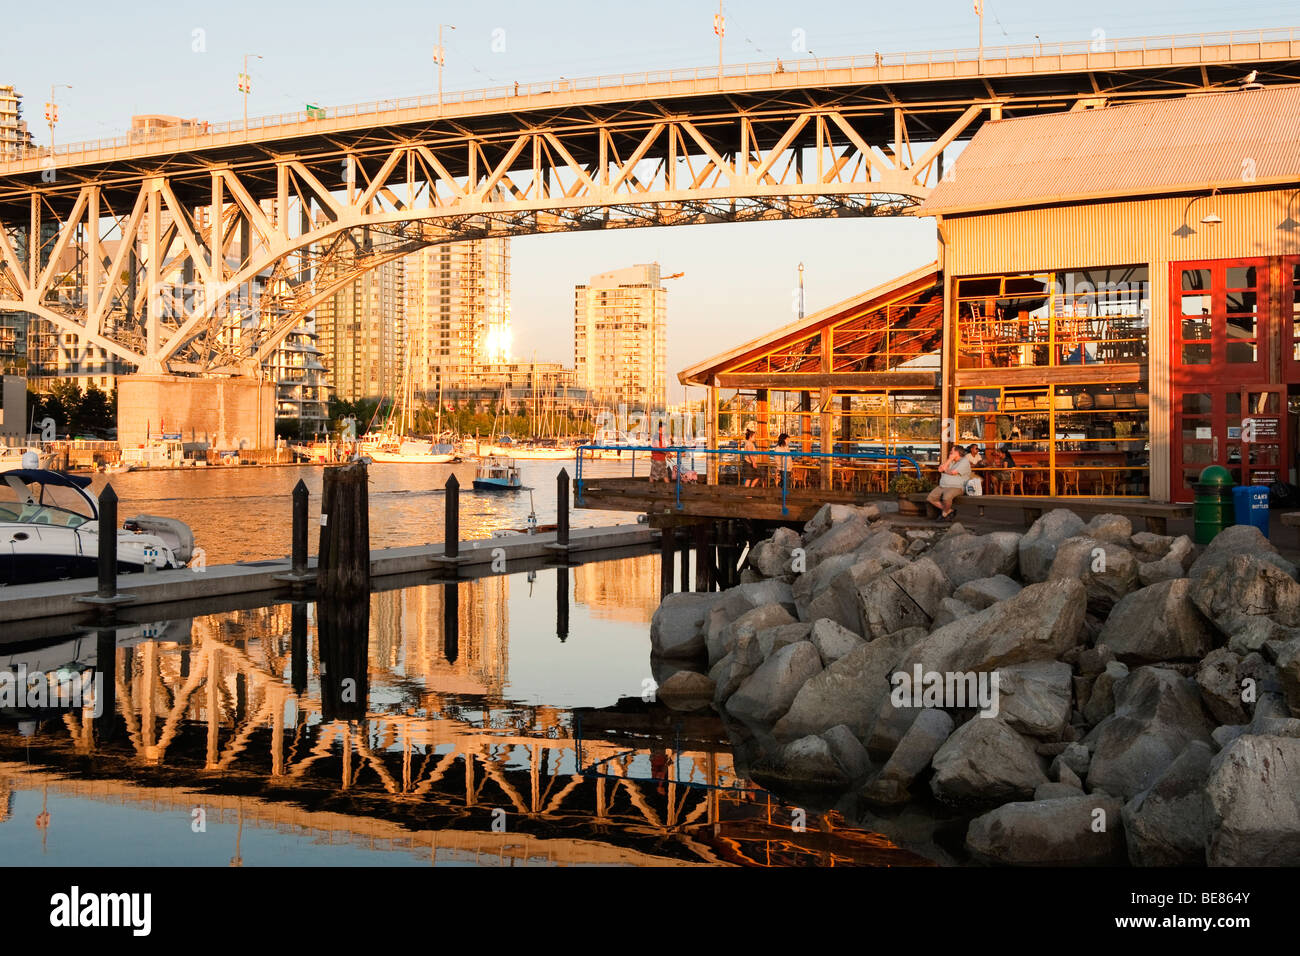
[649,505,1300,866]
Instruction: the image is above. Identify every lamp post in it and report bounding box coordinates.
[46,84,72,154]
[240,54,262,133]
[435,24,456,107]
[713,1,725,82]
[974,0,985,72]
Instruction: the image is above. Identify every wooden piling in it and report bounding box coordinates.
[93,628,117,742]
[556,468,570,548]
[97,483,118,599]
[445,474,460,558]
[660,527,674,599]
[679,527,691,592]
[291,479,309,576]
[317,462,370,598]
[693,525,709,592]
[316,595,370,722]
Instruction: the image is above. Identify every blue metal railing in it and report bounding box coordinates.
[575,444,923,516]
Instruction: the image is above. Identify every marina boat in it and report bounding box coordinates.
[0,464,196,586]
[472,456,523,491]
[482,439,574,460]
[366,438,458,463]
[0,445,56,473]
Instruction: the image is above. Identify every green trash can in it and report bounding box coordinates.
[1192,465,1235,545]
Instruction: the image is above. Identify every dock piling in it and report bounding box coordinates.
[291,479,309,576]
[317,462,370,599]
[97,483,118,600]
[659,527,674,598]
[445,474,460,558]
[557,468,570,548]
[679,529,690,592]
[556,566,569,640]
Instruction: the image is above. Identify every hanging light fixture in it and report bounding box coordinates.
[1200,188,1223,226]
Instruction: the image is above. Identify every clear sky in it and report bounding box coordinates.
[4,0,1298,400]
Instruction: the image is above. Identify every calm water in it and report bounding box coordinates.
[85,459,639,565]
[0,555,929,867]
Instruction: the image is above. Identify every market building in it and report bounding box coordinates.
[678,82,1300,503]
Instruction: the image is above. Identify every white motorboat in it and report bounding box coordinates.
[0,464,195,586]
[367,439,457,463]
[0,445,55,473]
[472,456,523,490]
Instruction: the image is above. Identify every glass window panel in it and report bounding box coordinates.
[1182,343,1212,364]
[1003,276,1050,296]
[1226,342,1257,363]
[1247,391,1281,414]
[956,278,1000,297]
[1226,393,1242,415]
[1182,295,1211,317]
[1226,266,1258,288]
[1182,269,1211,291]
[1227,315,1257,338]
[1226,290,1258,314]
[1181,317,1211,340]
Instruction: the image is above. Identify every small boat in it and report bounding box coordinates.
[104,460,134,475]
[0,464,196,586]
[0,445,55,473]
[472,456,523,491]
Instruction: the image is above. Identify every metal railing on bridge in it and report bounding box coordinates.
[575,444,923,517]
[5,25,1296,166]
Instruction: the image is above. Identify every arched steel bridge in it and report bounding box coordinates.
[1,27,1298,376]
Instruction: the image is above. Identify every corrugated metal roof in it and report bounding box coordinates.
[919,83,1300,216]
[678,261,939,385]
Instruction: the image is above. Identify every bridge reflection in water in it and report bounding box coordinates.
[0,556,928,867]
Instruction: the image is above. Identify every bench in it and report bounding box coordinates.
[906,493,1193,534]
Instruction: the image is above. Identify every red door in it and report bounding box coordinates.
[1171,384,1287,501]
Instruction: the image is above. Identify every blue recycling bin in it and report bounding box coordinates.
[1233,485,1271,537]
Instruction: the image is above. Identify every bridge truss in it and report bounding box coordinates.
[1,32,1298,376]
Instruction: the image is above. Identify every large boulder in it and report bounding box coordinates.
[821,724,872,782]
[1048,536,1139,615]
[1188,524,1298,583]
[930,717,1048,806]
[1278,637,1300,715]
[704,580,797,657]
[655,670,716,711]
[1085,513,1133,544]
[1192,553,1300,640]
[708,632,764,704]
[932,596,976,629]
[747,526,802,579]
[1082,660,1129,727]
[928,530,1021,588]
[1086,667,1216,799]
[996,661,1073,740]
[804,552,908,632]
[1097,579,1216,664]
[856,557,953,639]
[1121,740,1214,867]
[792,552,855,621]
[809,617,865,666]
[725,640,823,727]
[1019,509,1087,583]
[953,574,1022,610]
[650,591,725,659]
[1205,734,1300,865]
[966,794,1126,865]
[1196,648,1250,725]
[802,502,879,543]
[756,621,813,659]
[804,516,875,569]
[707,602,796,666]
[861,708,954,805]
[750,734,850,792]
[901,578,1086,675]
[772,628,917,742]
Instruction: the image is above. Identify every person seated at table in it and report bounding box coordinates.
[988,448,1018,492]
[926,444,973,520]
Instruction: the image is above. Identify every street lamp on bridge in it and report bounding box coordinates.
[240,53,263,134]
[435,24,456,107]
[45,84,72,154]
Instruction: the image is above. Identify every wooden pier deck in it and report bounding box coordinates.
[0,523,655,630]
[576,477,877,523]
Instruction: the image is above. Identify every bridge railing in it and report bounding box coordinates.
[3,26,1296,168]
[575,444,923,517]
